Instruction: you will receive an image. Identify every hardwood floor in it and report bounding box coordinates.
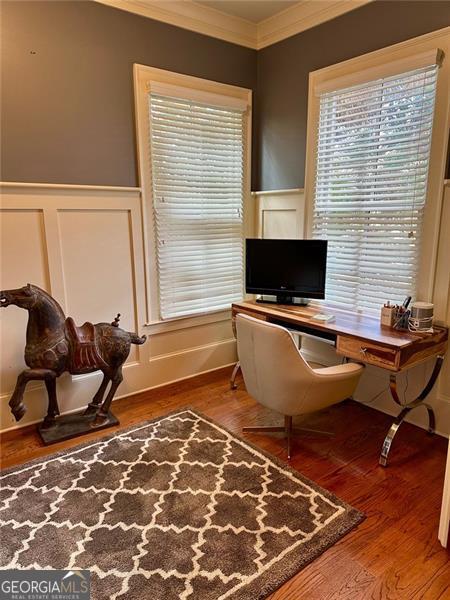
[1,366,449,599]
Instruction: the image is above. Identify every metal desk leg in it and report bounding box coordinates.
[379,355,444,467]
[230,361,241,390]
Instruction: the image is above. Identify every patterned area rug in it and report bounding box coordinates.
[0,409,364,599]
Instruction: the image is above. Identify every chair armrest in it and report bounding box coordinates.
[312,363,365,378]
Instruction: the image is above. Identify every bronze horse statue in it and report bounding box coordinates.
[0,284,146,428]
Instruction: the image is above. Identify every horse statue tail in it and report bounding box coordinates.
[128,332,147,345]
[112,314,146,345]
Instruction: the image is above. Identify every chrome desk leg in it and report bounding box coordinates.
[230,361,241,390]
[379,355,444,467]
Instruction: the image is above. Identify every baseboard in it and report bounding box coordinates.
[0,361,236,434]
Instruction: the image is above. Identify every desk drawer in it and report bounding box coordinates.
[337,336,399,370]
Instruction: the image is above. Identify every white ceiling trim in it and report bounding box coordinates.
[257,0,373,49]
[96,0,257,48]
[95,0,373,50]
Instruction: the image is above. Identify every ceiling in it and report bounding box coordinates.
[195,1,300,24]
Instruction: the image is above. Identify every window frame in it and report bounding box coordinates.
[133,64,253,330]
[304,27,450,312]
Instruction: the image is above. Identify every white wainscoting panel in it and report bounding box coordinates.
[263,209,297,239]
[0,209,50,394]
[58,209,139,363]
[0,183,237,432]
[254,189,305,239]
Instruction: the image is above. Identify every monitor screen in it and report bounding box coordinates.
[245,239,328,300]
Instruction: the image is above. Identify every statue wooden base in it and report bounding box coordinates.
[38,410,119,445]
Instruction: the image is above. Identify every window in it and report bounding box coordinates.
[308,49,444,313]
[134,66,251,323]
[149,94,246,319]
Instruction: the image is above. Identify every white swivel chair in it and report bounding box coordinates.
[236,313,364,458]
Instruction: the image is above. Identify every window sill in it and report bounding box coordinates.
[144,308,232,334]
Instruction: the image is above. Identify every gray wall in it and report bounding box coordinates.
[0,1,257,187]
[2,1,449,190]
[256,1,450,191]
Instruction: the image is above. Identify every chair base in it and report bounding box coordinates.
[243,416,333,459]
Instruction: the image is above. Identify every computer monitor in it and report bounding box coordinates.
[245,239,328,305]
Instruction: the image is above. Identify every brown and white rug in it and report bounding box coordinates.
[0,409,364,599]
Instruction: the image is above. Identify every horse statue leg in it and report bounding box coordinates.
[84,373,110,416]
[42,377,60,429]
[42,376,60,429]
[9,368,58,422]
[94,366,123,425]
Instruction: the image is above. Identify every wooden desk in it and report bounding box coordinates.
[231,300,448,466]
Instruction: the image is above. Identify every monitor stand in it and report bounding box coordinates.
[256,295,310,306]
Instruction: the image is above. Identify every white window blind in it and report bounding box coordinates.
[313,63,439,312]
[149,93,246,319]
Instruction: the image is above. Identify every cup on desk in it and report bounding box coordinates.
[381,304,396,328]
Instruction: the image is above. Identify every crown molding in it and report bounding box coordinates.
[95,0,257,48]
[94,0,373,50]
[256,0,373,49]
